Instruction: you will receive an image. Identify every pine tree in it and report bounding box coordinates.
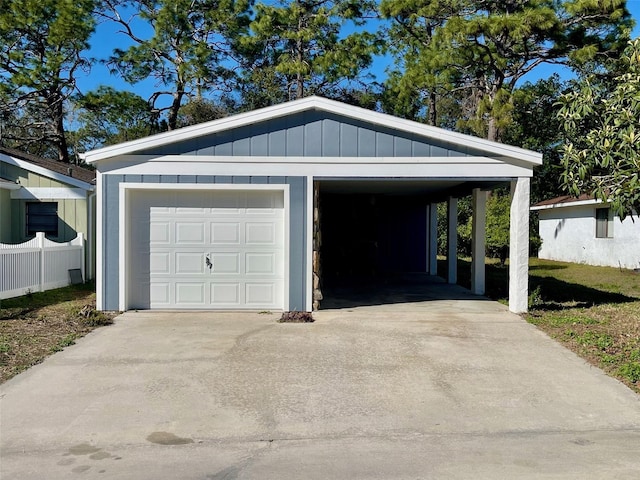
[0,0,96,162]
[380,0,632,141]
[99,0,252,130]
[237,0,381,105]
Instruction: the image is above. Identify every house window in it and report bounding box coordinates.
[26,202,58,237]
[595,207,613,238]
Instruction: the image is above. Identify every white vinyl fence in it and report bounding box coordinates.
[0,232,85,300]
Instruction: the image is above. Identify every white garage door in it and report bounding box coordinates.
[130,189,285,310]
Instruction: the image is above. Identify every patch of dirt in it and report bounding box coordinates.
[0,289,118,383]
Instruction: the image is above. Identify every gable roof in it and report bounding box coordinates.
[0,147,95,189]
[81,96,543,166]
[530,194,602,211]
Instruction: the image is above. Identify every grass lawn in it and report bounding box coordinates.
[451,257,640,394]
[0,284,117,384]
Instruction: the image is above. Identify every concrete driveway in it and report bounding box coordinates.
[2,285,640,479]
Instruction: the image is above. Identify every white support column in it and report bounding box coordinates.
[509,177,531,313]
[429,202,438,275]
[447,196,457,284]
[471,188,487,295]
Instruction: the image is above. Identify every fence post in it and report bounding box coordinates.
[36,232,45,293]
[78,232,85,283]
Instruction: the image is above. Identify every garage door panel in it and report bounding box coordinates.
[150,283,170,305]
[139,189,285,310]
[175,222,205,244]
[175,282,206,305]
[245,253,276,274]
[150,222,170,244]
[245,283,277,305]
[150,252,170,274]
[246,222,277,244]
[176,207,207,214]
[211,222,240,244]
[210,283,241,305]
[210,253,240,274]
[175,252,205,274]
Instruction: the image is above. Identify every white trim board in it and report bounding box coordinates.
[306,176,313,312]
[0,154,95,191]
[81,96,543,166]
[98,159,533,178]
[96,172,104,310]
[11,187,88,200]
[0,179,20,190]
[117,183,291,312]
[530,199,604,211]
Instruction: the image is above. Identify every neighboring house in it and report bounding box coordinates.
[531,195,640,270]
[0,147,96,279]
[82,96,542,313]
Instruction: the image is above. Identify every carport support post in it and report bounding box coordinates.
[471,189,487,295]
[447,196,457,284]
[429,202,438,275]
[509,177,530,313]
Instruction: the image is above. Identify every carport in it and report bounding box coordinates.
[316,179,497,291]
[82,96,541,313]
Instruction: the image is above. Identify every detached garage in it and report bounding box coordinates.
[82,96,541,313]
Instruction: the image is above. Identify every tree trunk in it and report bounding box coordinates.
[296,16,304,99]
[487,116,500,142]
[48,91,69,163]
[167,89,184,131]
[428,91,437,126]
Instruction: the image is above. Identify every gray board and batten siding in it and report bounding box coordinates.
[138,111,478,158]
[101,175,307,311]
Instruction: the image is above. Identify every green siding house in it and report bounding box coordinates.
[0,148,96,279]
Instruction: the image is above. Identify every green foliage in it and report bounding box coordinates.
[558,38,640,220]
[0,0,96,161]
[237,0,382,105]
[51,333,77,352]
[575,331,614,351]
[485,193,511,263]
[100,0,252,129]
[528,285,543,309]
[618,362,640,384]
[70,86,156,152]
[503,75,567,204]
[380,0,632,140]
[177,97,229,128]
[0,336,10,354]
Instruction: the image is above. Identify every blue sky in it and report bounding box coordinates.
[77,2,640,103]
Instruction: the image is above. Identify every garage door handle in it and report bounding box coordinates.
[205,254,213,271]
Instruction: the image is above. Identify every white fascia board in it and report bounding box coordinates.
[100,157,533,178]
[11,187,88,200]
[98,154,507,168]
[81,96,543,166]
[0,179,21,190]
[310,97,543,166]
[82,99,323,163]
[530,199,603,211]
[0,154,95,191]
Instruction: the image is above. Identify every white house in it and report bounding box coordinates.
[531,195,640,270]
[82,96,542,313]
